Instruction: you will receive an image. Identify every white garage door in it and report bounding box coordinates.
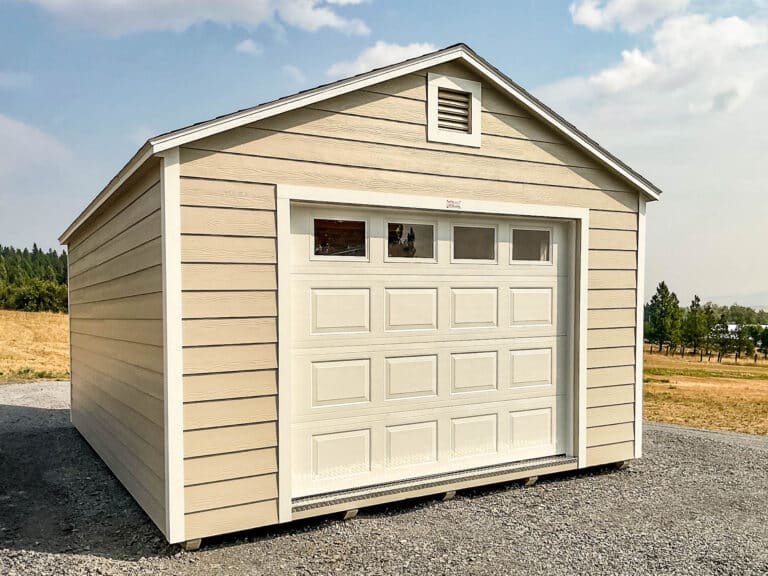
[289,203,573,498]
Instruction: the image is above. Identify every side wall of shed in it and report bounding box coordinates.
[176,60,641,537]
[68,159,166,532]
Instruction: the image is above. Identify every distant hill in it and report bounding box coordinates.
[703,292,768,310]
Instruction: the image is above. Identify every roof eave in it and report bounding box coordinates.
[60,43,661,244]
[59,142,154,245]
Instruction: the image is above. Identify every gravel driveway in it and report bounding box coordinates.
[1,381,766,576]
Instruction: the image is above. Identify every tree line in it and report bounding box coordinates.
[0,245,68,312]
[645,281,768,362]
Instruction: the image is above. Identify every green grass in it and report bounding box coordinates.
[644,366,768,381]
[0,366,69,384]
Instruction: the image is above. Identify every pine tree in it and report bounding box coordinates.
[683,295,707,354]
[715,314,731,362]
[0,244,69,312]
[647,281,681,352]
[761,327,768,359]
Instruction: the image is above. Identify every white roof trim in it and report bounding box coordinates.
[60,144,153,244]
[60,44,660,244]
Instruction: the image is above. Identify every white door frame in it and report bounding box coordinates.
[275,184,590,523]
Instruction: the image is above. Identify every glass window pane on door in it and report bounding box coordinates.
[453,226,495,260]
[512,229,550,262]
[314,219,366,257]
[387,222,435,259]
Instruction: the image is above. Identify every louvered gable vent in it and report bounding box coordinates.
[427,73,481,147]
[437,88,471,133]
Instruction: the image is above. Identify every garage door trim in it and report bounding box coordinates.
[276,184,590,523]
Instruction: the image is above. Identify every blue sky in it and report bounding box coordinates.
[2,0,768,304]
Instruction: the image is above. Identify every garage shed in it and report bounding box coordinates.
[59,44,660,547]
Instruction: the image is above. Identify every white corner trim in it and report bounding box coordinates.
[276,195,293,523]
[634,199,646,459]
[427,73,482,147]
[160,147,185,542]
[67,254,73,423]
[576,216,590,467]
[276,183,592,476]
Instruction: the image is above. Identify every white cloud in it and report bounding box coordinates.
[282,64,307,84]
[0,115,81,249]
[589,48,655,91]
[235,38,264,55]
[0,115,70,176]
[538,8,768,303]
[326,0,367,4]
[0,71,32,89]
[20,0,369,36]
[570,0,689,32]
[327,41,436,78]
[278,0,369,34]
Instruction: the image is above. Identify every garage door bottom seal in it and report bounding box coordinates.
[293,454,576,512]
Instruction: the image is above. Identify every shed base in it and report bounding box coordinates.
[293,454,577,520]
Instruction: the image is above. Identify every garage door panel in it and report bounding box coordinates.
[292,336,566,421]
[386,421,438,467]
[290,204,573,498]
[291,395,566,497]
[450,288,498,328]
[450,351,498,394]
[311,429,371,479]
[451,414,499,458]
[311,359,371,407]
[291,206,573,277]
[311,288,370,334]
[509,406,555,459]
[510,348,552,388]
[292,277,566,347]
[385,355,438,399]
[510,287,553,325]
[385,288,438,331]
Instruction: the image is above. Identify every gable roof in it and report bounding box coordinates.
[60,43,661,244]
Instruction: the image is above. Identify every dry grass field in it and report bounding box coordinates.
[644,345,768,435]
[0,310,69,383]
[0,311,765,435]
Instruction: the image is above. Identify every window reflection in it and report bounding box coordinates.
[314,219,366,257]
[512,229,550,262]
[387,222,434,259]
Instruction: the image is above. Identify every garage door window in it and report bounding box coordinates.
[386,221,435,260]
[314,219,367,258]
[511,229,551,263]
[452,225,496,262]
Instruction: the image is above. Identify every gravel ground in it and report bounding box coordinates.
[1,381,766,576]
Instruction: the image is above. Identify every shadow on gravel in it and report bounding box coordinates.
[0,399,637,561]
[192,464,628,555]
[0,404,172,561]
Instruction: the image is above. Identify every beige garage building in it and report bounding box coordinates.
[59,44,660,548]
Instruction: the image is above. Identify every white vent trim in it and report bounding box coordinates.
[427,73,482,147]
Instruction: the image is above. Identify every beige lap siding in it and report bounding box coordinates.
[179,177,279,540]
[178,59,640,525]
[67,160,166,531]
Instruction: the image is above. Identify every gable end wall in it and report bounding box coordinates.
[176,61,641,538]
